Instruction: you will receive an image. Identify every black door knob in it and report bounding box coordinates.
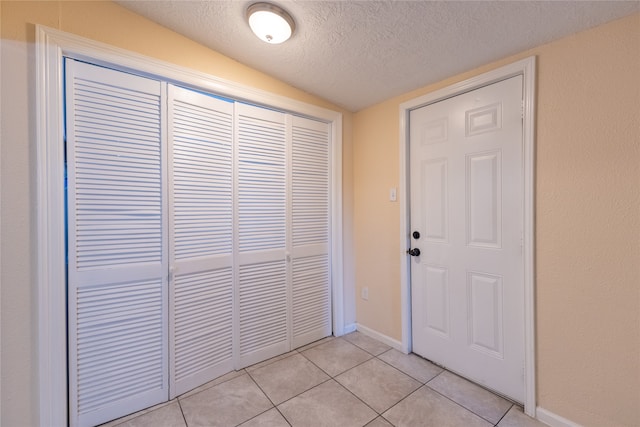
[407,248,421,257]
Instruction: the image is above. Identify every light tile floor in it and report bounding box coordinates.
[102,332,546,427]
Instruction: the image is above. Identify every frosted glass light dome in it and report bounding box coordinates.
[247,3,296,44]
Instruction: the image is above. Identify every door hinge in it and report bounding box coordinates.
[521,100,525,119]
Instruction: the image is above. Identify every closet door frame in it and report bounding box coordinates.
[36,25,344,427]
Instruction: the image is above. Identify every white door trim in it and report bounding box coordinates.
[36,25,344,427]
[398,57,536,416]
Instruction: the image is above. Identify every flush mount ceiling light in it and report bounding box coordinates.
[246,2,296,44]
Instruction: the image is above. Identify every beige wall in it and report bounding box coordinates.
[0,2,354,425]
[353,13,640,427]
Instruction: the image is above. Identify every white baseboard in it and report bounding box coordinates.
[536,407,583,427]
[355,323,404,352]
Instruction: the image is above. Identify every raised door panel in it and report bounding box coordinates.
[422,158,449,244]
[168,86,235,397]
[466,150,502,249]
[66,59,168,427]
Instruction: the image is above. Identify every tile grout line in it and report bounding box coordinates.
[244,359,321,427]
[273,376,334,407]
[493,403,515,426]
[228,372,289,427]
[293,340,385,424]
[300,338,465,425]
[376,384,427,421]
[245,370,278,407]
[374,350,443,384]
[423,369,518,425]
[100,400,177,427]
[422,379,506,425]
[272,405,294,427]
[330,376,385,423]
[177,369,247,401]
[370,356,504,426]
[297,337,374,377]
[105,333,518,427]
[374,350,511,425]
[299,339,417,424]
[177,398,189,427]
[342,334,392,356]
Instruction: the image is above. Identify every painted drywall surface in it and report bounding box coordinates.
[352,106,402,338]
[0,1,354,425]
[1,4,60,425]
[533,14,639,427]
[353,13,639,427]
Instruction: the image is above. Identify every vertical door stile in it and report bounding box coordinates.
[166,84,178,398]
[232,101,241,370]
[160,81,170,406]
[285,114,294,347]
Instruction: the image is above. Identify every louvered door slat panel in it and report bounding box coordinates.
[292,121,329,247]
[292,255,330,337]
[291,117,332,348]
[171,91,233,260]
[66,60,168,427]
[174,268,233,383]
[76,279,164,414]
[237,106,286,252]
[72,73,163,269]
[168,86,234,397]
[239,260,288,358]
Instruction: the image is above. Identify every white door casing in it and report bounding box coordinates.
[407,73,531,404]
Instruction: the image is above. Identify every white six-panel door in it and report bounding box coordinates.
[67,61,332,426]
[410,76,525,402]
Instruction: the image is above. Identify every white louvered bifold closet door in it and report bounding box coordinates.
[235,103,290,368]
[66,60,335,426]
[290,116,332,348]
[168,86,235,397]
[66,60,168,427]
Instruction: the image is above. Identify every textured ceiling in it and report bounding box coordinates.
[117,1,639,112]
